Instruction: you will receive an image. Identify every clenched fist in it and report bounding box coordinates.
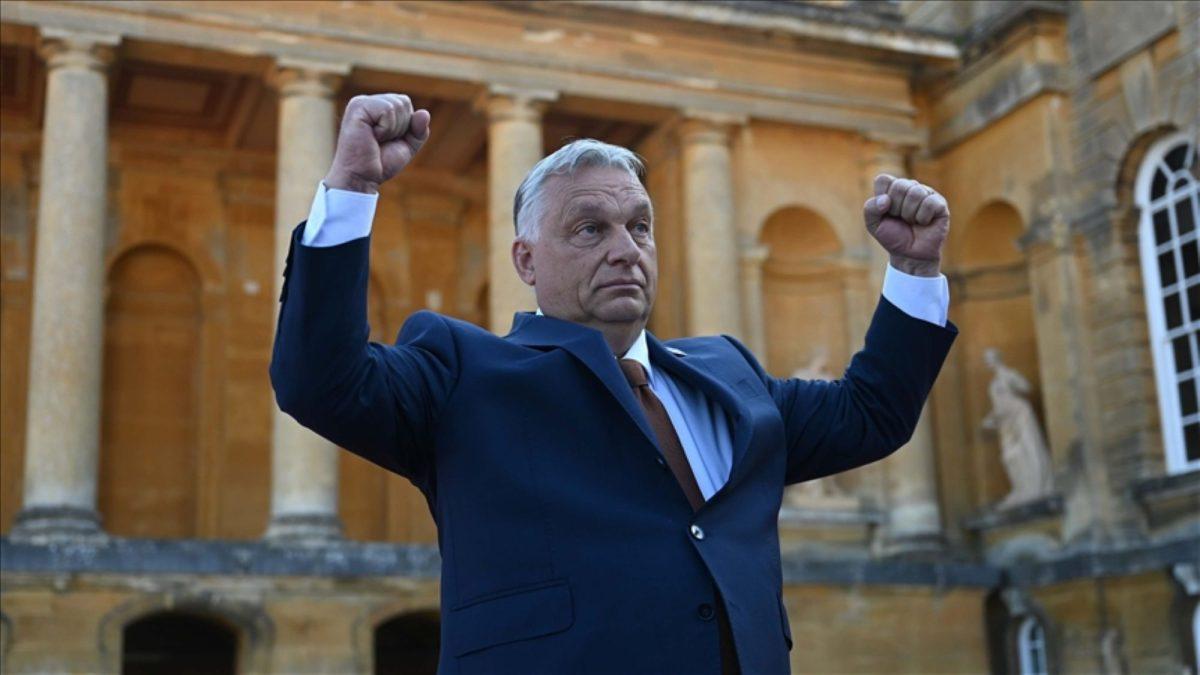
[863,174,949,277]
[324,94,431,194]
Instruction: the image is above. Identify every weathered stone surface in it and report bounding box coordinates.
[0,2,1196,673]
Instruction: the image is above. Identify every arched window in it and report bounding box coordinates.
[1136,133,1200,474]
[1016,615,1049,675]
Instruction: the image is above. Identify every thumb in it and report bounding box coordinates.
[863,194,890,232]
[402,109,432,156]
[409,109,431,142]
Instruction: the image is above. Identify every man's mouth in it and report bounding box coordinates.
[597,280,643,290]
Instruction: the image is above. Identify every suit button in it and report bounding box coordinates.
[690,524,705,540]
[656,455,668,470]
[697,603,715,621]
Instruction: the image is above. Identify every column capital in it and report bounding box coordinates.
[37,28,119,72]
[268,58,350,99]
[678,109,747,145]
[864,133,918,175]
[474,85,558,123]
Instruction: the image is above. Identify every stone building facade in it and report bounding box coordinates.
[0,1,1196,673]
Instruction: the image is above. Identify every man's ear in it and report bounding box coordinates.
[512,238,535,286]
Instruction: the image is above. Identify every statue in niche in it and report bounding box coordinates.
[981,348,1054,509]
[783,349,856,509]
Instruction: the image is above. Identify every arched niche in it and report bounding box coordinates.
[373,610,441,675]
[99,595,272,675]
[948,200,1044,508]
[953,201,1027,270]
[759,205,851,378]
[122,611,237,675]
[99,244,203,538]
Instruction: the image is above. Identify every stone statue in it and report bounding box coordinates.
[784,349,854,508]
[981,348,1054,508]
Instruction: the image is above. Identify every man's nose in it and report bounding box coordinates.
[606,229,641,266]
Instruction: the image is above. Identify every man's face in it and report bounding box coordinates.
[516,165,658,330]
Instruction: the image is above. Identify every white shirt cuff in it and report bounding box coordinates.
[301,181,378,247]
[881,264,949,327]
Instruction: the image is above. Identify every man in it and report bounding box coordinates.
[270,94,956,674]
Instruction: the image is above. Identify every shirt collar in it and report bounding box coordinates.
[535,307,652,377]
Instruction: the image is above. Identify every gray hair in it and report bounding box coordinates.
[513,138,647,242]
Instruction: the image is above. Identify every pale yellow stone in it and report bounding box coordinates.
[480,89,554,334]
[680,115,743,337]
[266,62,347,540]
[18,31,116,518]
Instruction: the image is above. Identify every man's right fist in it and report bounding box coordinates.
[323,94,431,194]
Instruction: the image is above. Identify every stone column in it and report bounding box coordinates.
[869,141,946,556]
[738,242,770,361]
[11,29,118,542]
[265,60,348,543]
[478,86,556,335]
[680,112,745,337]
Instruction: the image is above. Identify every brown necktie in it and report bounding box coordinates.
[618,358,741,675]
[619,358,705,511]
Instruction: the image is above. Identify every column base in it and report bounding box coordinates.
[9,505,106,544]
[264,512,343,546]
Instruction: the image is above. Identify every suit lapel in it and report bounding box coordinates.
[505,313,658,451]
[645,333,755,490]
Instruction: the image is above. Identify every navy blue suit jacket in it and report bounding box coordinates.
[270,222,957,674]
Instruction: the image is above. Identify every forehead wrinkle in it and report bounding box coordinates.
[562,191,651,220]
[548,168,651,226]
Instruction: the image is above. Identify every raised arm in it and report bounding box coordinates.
[770,175,956,483]
[269,94,454,490]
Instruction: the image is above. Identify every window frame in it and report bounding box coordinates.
[1135,131,1200,475]
[1016,614,1049,675]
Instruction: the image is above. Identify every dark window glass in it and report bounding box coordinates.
[1165,293,1183,328]
[1154,207,1172,244]
[1165,144,1188,172]
[1173,335,1193,371]
[1159,251,1178,287]
[1185,241,1200,279]
[1178,196,1197,235]
[1152,167,1169,198]
[1189,284,1200,323]
[1185,423,1200,462]
[1179,379,1198,416]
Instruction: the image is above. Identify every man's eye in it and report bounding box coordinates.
[633,221,650,234]
[579,223,599,235]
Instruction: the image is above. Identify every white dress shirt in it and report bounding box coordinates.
[303,182,950,499]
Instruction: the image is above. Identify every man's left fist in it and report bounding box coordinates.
[863,174,949,277]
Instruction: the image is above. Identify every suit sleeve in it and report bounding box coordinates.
[269,222,459,492]
[730,297,956,485]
